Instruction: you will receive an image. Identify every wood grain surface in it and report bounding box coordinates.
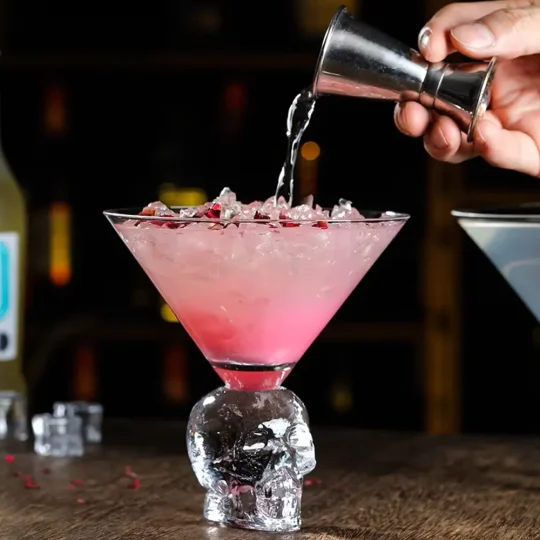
[1,421,540,539]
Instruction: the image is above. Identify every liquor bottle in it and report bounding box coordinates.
[0,96,28,440]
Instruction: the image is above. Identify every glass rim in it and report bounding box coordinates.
[103,206,411,224]
[452,203,540,222]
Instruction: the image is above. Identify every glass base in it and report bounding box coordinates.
[187,386,316,532]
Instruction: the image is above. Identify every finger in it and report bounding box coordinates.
[418,0,535,61]
[424,114,476,163]
[394,102,431,137]
[473,119,540,176]
[451,5,540,59]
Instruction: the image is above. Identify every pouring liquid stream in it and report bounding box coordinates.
[274,88,317,207]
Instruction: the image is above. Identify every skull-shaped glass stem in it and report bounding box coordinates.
[187,387,316,532]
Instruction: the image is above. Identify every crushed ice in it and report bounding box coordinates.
[138,187,374,226]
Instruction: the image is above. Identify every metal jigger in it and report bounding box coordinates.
[313,6,496,142]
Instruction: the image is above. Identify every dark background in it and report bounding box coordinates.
[2,0,540,435]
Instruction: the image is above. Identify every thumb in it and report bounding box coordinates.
[473,119,540,176]
[450,6,540,59]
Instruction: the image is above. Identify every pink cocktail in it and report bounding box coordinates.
[104,188,409,533]
[105,190,408,391]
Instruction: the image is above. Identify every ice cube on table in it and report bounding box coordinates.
[32,413,84,457]
[53,402,103,444]
[0,391,28,442]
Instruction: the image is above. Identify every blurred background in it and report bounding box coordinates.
[2,0,540,436]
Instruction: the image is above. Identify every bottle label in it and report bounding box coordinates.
[0,232,19,361]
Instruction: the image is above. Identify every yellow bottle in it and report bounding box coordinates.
[0,117,28,441]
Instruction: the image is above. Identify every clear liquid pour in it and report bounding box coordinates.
[274,88,316,207]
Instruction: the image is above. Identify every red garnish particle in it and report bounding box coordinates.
[253,211,278,228]
[304,477,322,487]
[42,467,52,474]
[124,466,136,478]
[206,203,221,219]
[313,221,328,229]
[281,221,301,228]
[76,498,85,504]
[278,212,301,228]
[70,479,84,487]
[24,477,40,489]
[12,471,21,477]
[4,455,15,464]
[145,219,180,229]
[128,479,141,489]
[138,208,156,217]
[149,219,167,227]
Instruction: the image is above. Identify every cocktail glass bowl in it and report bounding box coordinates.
[453,204,540,323]
[104,207,409,390]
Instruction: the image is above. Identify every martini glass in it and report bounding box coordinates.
[453,204,540,323]
[104,206,409,532]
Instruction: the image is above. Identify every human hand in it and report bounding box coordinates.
[394,0,540,176]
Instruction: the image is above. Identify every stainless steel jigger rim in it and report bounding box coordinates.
[313,6,497,143]
[312,5,346,99]
[466,56,497,143]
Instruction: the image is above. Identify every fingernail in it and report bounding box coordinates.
[393,103,402,124]
[432,125,449,150]
[451,23,495,49]
[418,26,432,52]
[393,103,410,135]
[474,120,491,150]
[475,124,487,145]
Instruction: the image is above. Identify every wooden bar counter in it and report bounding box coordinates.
[0,421,539,539]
